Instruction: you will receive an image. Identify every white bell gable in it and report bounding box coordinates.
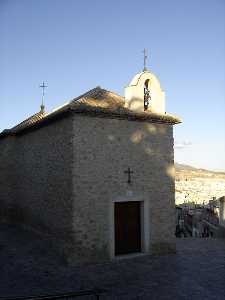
[124,70,165,114]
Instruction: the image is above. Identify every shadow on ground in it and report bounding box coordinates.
[0,222,225,300]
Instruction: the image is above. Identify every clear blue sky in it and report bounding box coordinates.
[1,0,225,171]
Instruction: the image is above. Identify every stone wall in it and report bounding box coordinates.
[71,115,175,263]
[0,116,74,254]
[0,136,16,220]
[0,113,176,264]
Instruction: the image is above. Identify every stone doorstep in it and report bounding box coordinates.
[114,252,148,260]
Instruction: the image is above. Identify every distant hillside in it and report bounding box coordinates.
[175,163,225,204]
[175,163,225,175]
[175,163,197,171]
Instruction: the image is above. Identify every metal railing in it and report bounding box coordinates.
[0,289,107,300]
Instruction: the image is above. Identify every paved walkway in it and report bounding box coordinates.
[0,223,225,300]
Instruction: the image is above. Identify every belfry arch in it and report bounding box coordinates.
[124,70,165,114]
[144,79,151,111]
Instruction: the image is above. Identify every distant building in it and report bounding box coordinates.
[184,208,204,237]
[175,206,186,237]
[219,196,225,228]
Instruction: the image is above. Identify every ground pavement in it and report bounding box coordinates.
[0,223,225,300]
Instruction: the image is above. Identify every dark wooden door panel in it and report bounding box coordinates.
[114,201,141,255]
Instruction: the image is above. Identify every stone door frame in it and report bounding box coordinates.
[109,191,150,259]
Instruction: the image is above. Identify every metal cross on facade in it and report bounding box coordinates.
[124,167,134,184]
[39,81,47,112]
[143,48,148,71]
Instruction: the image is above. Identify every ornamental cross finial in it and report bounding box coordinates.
[143,48,148,72]
[39,81,47,112]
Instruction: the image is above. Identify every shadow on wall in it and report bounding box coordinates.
[0,114,176,261]
[103,120,175,186]
[71,115,176,259]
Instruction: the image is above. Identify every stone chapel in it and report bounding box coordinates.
[0,67,181,264]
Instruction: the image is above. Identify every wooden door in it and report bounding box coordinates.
[114,201,141,255]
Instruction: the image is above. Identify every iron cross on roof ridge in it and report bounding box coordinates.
[124,167,134,184]
[143,48,148,72]
[39,81,47,112]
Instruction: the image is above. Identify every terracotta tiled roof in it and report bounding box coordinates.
[11,110,47,133]
[0,86,181,138]
[69,87,181,124]
[71,86,125,109]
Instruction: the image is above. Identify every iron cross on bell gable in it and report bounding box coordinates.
[124,167,134,184]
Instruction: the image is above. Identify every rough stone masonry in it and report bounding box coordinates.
[0,69,181,264]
